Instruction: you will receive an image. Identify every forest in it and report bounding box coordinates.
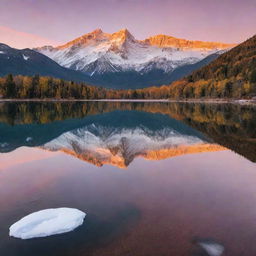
[0,74,173,99]
[0,72,255,100]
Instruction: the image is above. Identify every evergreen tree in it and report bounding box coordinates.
[30,74,40,98]
[224,82,232,97]
[132,90,138,99]
[5,74,16,98]
[250,69,256,83]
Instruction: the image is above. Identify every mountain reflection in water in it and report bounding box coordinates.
[0,101,256,256]
[0,101,255,164]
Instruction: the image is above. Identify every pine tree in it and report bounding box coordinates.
[250,69,256,83]
[5,74,16,98]
[224,82,232,97]
[132,90,138,99]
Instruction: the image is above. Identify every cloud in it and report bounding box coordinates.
[0,26,61,49]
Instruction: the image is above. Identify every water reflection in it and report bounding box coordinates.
[0,101,255,163]
[0,148,256,256]
[0,101,256,256]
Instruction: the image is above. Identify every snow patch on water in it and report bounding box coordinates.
[0,142,9,148]
[9,208,86,239]
[198,241,224,256]
[26,137,33,142]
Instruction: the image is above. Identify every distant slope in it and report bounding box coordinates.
[187,35,256,82]
[168,35,256,98]
[0,43,96,84]
[88,52,221,89]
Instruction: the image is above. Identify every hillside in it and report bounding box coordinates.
[167,35,256,98]
[0,43,96,84]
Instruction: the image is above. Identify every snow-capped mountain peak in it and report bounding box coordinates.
[110,29,136,43]
[57,28,107,50]
[35,29,235,81]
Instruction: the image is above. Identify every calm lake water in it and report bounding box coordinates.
[0,101,255,256]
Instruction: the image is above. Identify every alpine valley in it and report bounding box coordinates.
[34,29,234,89]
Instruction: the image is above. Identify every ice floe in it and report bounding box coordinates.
[9,208,86,239]
[26,137,33,142]
[0,142,9,148]
[198,240,224,256]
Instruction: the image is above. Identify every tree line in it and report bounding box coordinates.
[0,72,255,100]
[0,74,174,99]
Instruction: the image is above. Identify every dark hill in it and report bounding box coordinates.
[0,43,96,84]
[168,35,256,98]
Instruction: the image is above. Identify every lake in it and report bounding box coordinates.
[0,101,255,256]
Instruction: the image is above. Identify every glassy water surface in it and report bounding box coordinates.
[0,102,255,256]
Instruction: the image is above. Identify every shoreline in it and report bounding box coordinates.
[0,98,255,105]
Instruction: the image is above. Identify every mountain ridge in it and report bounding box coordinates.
[35,29,235,88]
[42,28,234,51]
[144,34,235,49]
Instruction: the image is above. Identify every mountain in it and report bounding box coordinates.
[167,35,256,98]
[0,109,207,153]
[1,107,225,168]
[35,29,234,89]
[0,43,96,84]
[0,101,254,163]
[0,104,224,168]
[43,124,225,168]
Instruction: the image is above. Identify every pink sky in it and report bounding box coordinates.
[0,0,255,48]
[0,26,60,49]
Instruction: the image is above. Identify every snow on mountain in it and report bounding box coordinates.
[36,29,234,76]
[22,54,29,60]
[42,124,225,168]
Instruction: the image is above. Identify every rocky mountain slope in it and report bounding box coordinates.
[35,29,234,88]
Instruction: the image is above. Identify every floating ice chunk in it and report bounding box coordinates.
[198,241,224,256]
[9,208,86,239]
[26,137,33,142]
[0,51,5,54]
[0,142,8,148]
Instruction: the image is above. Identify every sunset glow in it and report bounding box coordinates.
[1,0,256,49]
[0,1,255,255]
[0,26,60,49]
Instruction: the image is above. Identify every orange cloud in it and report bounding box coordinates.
[0,26,61,49]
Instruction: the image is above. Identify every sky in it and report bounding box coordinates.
[0,0,255,49]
